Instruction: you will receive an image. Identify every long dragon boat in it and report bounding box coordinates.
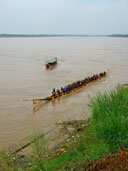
[23,69,110,104]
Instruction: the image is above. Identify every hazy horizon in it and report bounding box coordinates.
[0,0,128,35]
[0,33,128,36]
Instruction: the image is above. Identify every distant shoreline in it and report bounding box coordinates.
[0,34,128,38]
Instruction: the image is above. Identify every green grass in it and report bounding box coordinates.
[45,125,109,170]
[0,85,128,170]
[0,150,23,171]
[91,85,128,152]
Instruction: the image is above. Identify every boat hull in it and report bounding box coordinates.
[45,57,57,68]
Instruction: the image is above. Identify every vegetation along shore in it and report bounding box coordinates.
[0,85,128,170]
[0,34,128,38]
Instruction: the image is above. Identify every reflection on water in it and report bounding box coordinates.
[33,100,56,113]
[0,37,128,148]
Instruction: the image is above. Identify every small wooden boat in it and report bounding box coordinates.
[45,57,57,68]
[23,69,110,104]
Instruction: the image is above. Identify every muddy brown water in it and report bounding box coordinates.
[0,37,128,148]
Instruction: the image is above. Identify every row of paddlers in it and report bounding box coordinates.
[23,70,109,104]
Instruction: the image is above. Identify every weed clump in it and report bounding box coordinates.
[91,86,128,152]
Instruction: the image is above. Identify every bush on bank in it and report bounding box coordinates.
[91,85,128,152]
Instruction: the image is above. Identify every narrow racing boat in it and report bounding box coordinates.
[23,69,110,104]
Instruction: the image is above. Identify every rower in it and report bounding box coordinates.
[99,73,102,77]
[52,88,56,97]
[64,86,68,93]
[61,87,65,94]
[57,89,61,96]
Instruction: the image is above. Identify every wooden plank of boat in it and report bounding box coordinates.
[23,69,110,104]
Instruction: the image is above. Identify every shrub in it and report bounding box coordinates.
[91,86,128,152]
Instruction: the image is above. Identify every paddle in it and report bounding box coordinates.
[22,98,50,104]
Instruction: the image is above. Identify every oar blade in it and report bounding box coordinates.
[33,99,43,104]
[22,98,28,102]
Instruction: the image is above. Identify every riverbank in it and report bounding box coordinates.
[0,85,128,170]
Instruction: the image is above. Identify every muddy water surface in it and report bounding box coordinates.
[0,37,128,148]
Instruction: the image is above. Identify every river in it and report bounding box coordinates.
[0,37,128,148]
